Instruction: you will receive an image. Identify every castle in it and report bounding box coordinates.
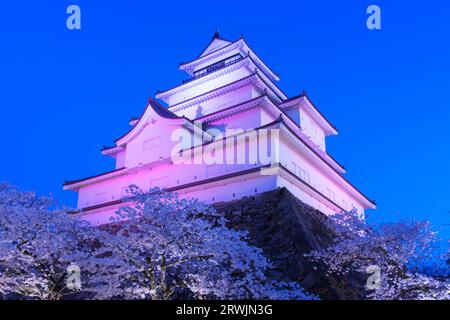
[64,33,375,225]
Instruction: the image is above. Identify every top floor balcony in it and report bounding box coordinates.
[182,54,244,84]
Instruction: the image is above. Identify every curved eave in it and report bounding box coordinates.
[169,73,259,113]
[240,38,280,81]
[63,167,127,190]
[179,39,241,71]
[175,117,371,207]
[101,146,125,156]
[195,94,346,174]
[76,164,348,215]
[114,100,214,146]
[148,98,183,119]
[159,57,250,101]
[194,95,267,122]
[114,99,187,145]
[67,120,375,210]
[129,118,139,126]
[275,121,376,209]
[264,97,346,173]
[179,37,280,82]
[195,35,233,60]
[160,56,286,102]
[169,72,285,115]
[65,157,175,192]
[280,95,338,136]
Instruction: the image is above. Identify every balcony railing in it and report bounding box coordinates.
[182,54,245,84]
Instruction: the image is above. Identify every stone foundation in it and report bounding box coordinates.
[214,187,367,300]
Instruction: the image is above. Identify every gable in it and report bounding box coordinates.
[124,119,192,168]
[199,38,232,58]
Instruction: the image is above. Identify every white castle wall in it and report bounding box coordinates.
[66,36,374,225]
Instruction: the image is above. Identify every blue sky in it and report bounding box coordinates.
[0,1,449,238]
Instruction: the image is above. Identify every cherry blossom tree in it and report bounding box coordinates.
[105,185,316,300]
[0,183,316,300]
[0,182,121,300]
[306,210,450,300]
[420,240,450,281]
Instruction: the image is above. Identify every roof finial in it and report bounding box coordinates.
[301,89,308,97]
[212,29,220,39]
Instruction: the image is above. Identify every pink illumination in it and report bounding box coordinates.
[64,35,375,225]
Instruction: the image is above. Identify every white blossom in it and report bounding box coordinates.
[105,185,316,300]
[306,210,450,300]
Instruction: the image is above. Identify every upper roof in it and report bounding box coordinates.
[193,94,346,174]
[113,98,182,144]
[197,32,233,58]
[165,71,286,114]
[147,97,181,119]
[179,34,280,82]
[280,93,338,136]
[63,167,127,188]
[109,98,213,151]
[158,56,287,104]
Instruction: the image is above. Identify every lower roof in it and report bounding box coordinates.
[73,163,356,214]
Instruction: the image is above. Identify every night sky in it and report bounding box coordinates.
[0,1,449,239]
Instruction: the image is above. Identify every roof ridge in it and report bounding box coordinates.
[147,97,181,119]
[281,93,338,132]
[181,36,238,65]
[168,72,258,110]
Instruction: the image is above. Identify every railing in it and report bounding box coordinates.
[182,55,245,84]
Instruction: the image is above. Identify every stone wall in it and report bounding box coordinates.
[214,187,367,300]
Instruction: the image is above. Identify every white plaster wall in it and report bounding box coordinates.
[279,139,364,214]
[70,40,373,225]
[115,151,126,169]
[299,109,326,151]
[79,174,278,226]
[191,47,242,73]
[206,107,276,134]
[77,160,262,210]
[167,67,251,106]
[77,123,276,210]
[124,122,191,168]
[173,85,255,119]
[275,175,337,216]
[78,120,364,216]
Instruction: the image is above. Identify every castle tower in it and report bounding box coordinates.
[64,33,375,225]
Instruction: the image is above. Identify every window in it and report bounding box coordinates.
[292,162,310,184]
[292,162,300,176]
[309,119,317,137]
[143,136,162,151]
[193,54,242,78]
[300,169,310,184]
[341,199,348,211]
[325,188,335,202]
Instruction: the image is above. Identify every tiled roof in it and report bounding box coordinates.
[147,97,181,119]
